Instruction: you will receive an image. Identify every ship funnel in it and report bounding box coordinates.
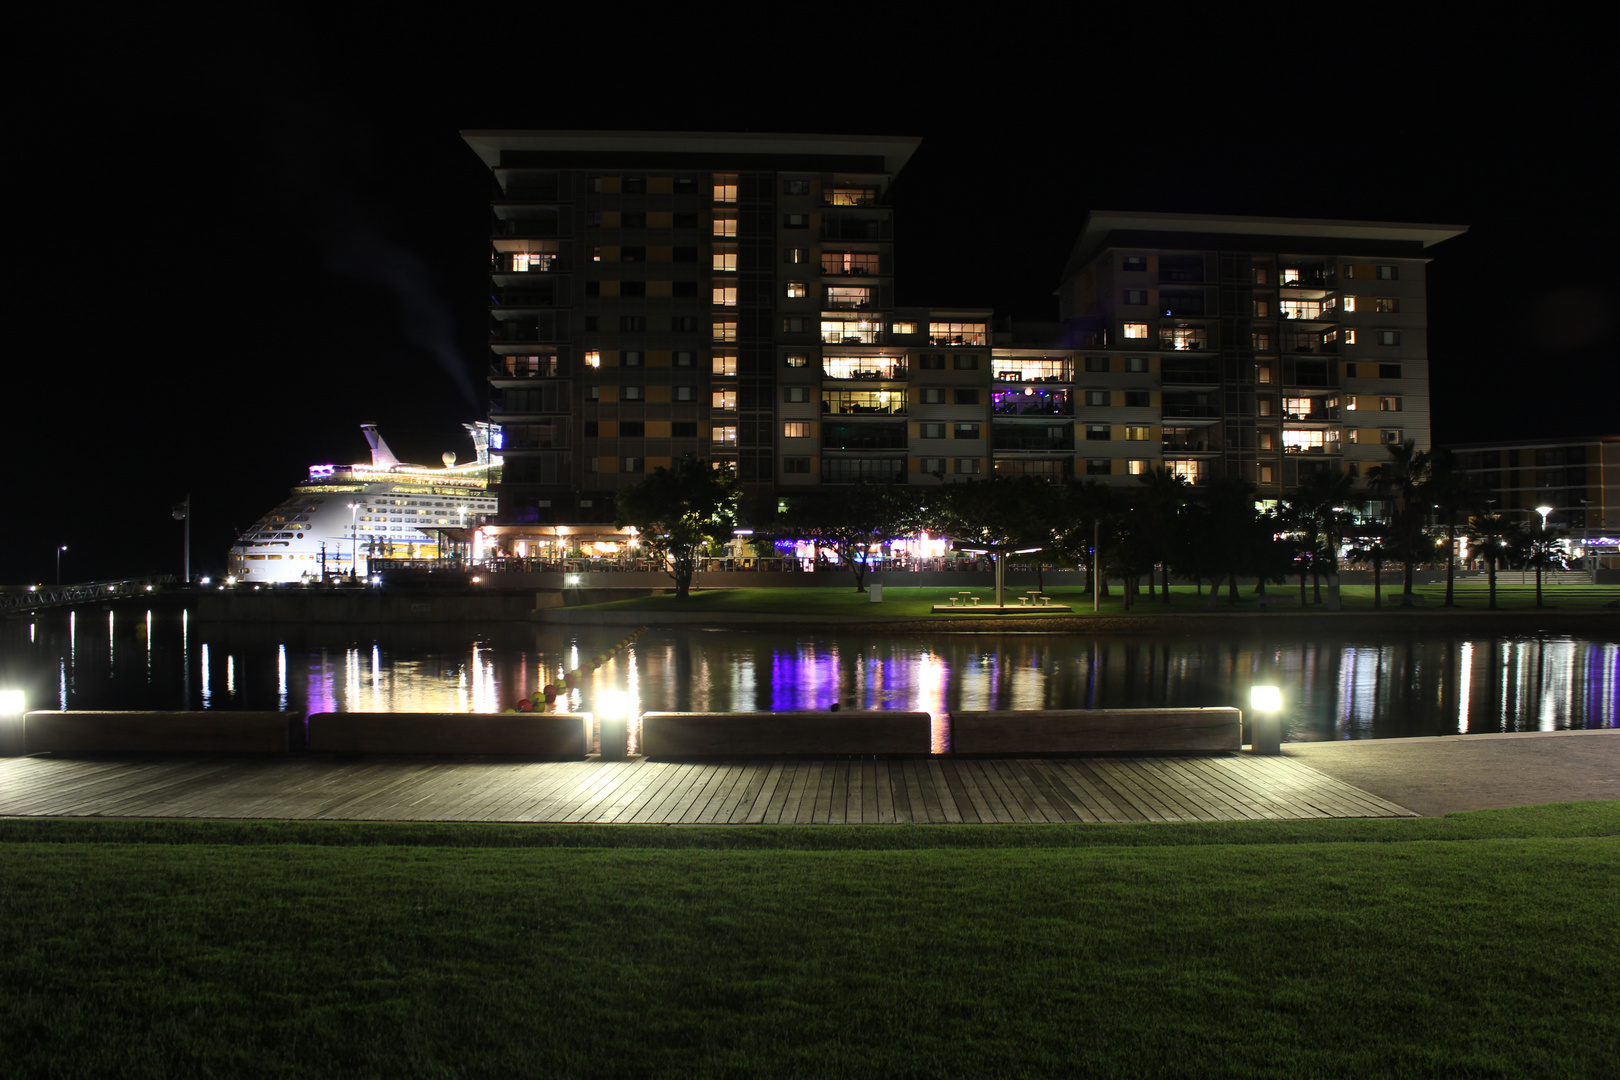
[463,421,493,465]
[361,424,400,468]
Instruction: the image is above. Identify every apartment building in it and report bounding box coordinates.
[1054,211,1466,494]
[461,134,1467,549]
[1447,435,1619,528]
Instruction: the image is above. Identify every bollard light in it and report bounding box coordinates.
[0,689,23,714]
[1248,685,1282,755]
[595,690,632,761]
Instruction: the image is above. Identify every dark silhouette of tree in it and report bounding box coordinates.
[774,486,921,593]
[1132,467,1190,602]
[1512,516,1568,608]
[1368,440,1432,604]
[614,457,739,598]
[1347,524,1393,608]
[1426,450,1482,608]
[1467,512,1520,610]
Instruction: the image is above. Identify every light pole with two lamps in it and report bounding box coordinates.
[55,545,67,587]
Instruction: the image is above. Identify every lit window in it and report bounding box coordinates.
[891,321,917,335]
[929,322,987,346]
[1253,268,1269,285]
[713,175,738,204]
[713,390,737,410]
[920,423,945,438]
[920,388,945,404]
[785,353,809,368]
[1343,329,1357,345]
[584,351,601,369]
[1381,428,1403,444]
[591,247,602,263]
[1123,256,1147,271]
[1123,322,1148,339]
[955,458,981,474]
[713,286,737,307]
[784,248,808,264]
[1258,431,1276,450]
[622,457,643,474]
[954,423,980,439]
[1258,398,1274,417]
[713,354,738,376]
[1127,459,1148,475]
[712,216,737,238]
[1341,296,1357,313]
[1258,464,1275,484]
[712,250,737,272]
[1124,426,1151,441]
[1253,300,1270,317]
[714,425,737,445]
[921,457,946,475]
[1379,396,1402,412]
[783,421,810,438]
[1257,364,1273,384]
[1377,265,1398,280]
[784,214,809,228]
[784,386,809,403]
[1344,396,1358,411]
[1373,298,1400,313]
[1166,460,1205,483]
[825,187,876,206]
[713,321,737,343]
[1085,390,1108,406]
[1282,268,1301,284]
[786,282,807,298]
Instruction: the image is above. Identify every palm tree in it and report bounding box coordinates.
[1134,467,1190,602]
[1513,518,1568,608]
[1467,513,1520,611]
[1426,450,1481,608]
[1347,527,1392,608]
[1289,467,1356,607]
[1368,440,1432,604]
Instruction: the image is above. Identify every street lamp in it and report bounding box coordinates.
[346,503,360,580]
[1535,505,1553,530]
[55,545,67,587]
[171,494,190,584]
[1248,685,1283,755]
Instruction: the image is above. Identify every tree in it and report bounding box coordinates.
[1513,517,1568,609]
[1194,477,1264,605]
[1347,525,1392,608]
[1467,513,1520,611]
[937,476,1051,608]
[1289,467,1356,608]
[614,457,740,599]
[775,486,920,593]
[1425,450,1480,608]
[1368,440,1432,604]
[1132,467,1190,602]
[1053,480,1116,598]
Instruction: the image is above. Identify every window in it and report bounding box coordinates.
[673,248,697,265]
[891,321,918,335]
[1125,289,1147,305]
[713,175,737,204]
[1253,267,1270,285]
[674,386,695,402]
[784,247,808,264]
[785,353,809,368]
[1257,364,1273,384]
[712,216,737,238]
[672,421,697,437]
[1086,459,1111,476]
[673,212,698,228]
[714,425,737,445]
[1253,300,1270,317]
[713,321,737,342]
[1379,396,1402,412]
[1166,460,1205,483]
[712,250,737,272]
[1381,428,1403,444]
[784,214,809,229]
[954,423,980,439]
[784,179,810,195]
[1252,331,1272,351]
[584,350,602,369]
[920,388,946,404]
[1126,356,1148,373]
[586,212,601,228]
[1085,356,1109,373]
[784,386,809,403]
[1345,462,1361,478]
[622,351,643,367]
[1342,329,1357,345]
[1378,330,1401,346]
[673,177,696,194]
[1257,397,1274,417]
[1123,256,1147,271]
[783,456,812,473]
[1124,391,1150,408]
[1341,296,1357,313]
[1126,459,1148,475]
[621,177,645,194]
[619,316,646,332]
[783,317,811,333]
[586,386,600,401]
[955,458,982,474]
[585,280,601,297]
[918,353,945,370]
[921,457,946,475]
[622,386,644,401]
[1258,465,1275,485]
[621,211,646,228]
[620,421,645,437]
[786,282,807,298]
[1085,390,1108,407]
[712,285,738,306]
[1377,265,1398,280]
[783,421,810,438]
[713,390,737,410]
[1373,298,1400,313]
[1258,431,1276,450]
[674,351,695,367]
[920,422,945,438]
[585,457,599,472]
[1123,426,1151,441]
[1086,424,1110,441]
[952,354,980,370]
[954,389,980,405]
[930,322,988,346]
[713,354,738,376]
[620,247,645,263]
[584,421,598,438]
[1123,322,1148,339]
[1379,363,1402,379]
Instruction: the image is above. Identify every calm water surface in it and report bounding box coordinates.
[2,608,1615,751]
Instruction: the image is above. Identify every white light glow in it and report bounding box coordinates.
[1250,685,1283,712]
[0,689,23,714]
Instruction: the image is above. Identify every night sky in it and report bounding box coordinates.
[10,19,1611,584]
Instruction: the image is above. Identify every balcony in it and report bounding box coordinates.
[992,389,1072,416]
[820,216,892,241]
[993,361,1072,382]
[1159,329,1210,351]
[823,359,906,380]
[1279,269,1332,288]
[1161,358,1220,384]
[490,358,561,379]
[1162,438,1213,452]
[823,189,879,207]
[821,421,907,451]
[1157,269,1204,283]
[824,390,906,416]
[993,426,1075,452]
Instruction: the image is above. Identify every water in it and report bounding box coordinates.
[3,608,1615,750]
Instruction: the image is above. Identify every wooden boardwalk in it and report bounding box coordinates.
[0,754,1414,824]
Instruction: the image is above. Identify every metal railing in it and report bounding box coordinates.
[1,575,177,612]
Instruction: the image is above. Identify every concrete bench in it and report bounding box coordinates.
[640,711,931,758]
[23,711,294,754]
[950,707,1242,755]
[307,712,589,758]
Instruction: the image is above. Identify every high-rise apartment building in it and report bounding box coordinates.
[461,132,1465,551]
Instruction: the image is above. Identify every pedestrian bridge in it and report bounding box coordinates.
[0,576,176,614]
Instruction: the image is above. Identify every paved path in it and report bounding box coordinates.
[0,754,1411,825]
[1285,729,1619,816]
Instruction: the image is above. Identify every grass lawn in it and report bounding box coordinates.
[575,582,1620,619]
[3,804,1617,1078]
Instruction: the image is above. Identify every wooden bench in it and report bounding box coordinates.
[307,712,589,758]
[23,711,294,754]
[950,707,1242,755]
[641,711,931,758]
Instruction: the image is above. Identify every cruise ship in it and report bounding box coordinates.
[227,424,501,584]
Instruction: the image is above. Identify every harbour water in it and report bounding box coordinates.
[2,608,1615,751]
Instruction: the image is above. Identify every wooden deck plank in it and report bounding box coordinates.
[632,761,709,824]
[1114,759,1219,822]
[925,759,965,824]
[1017,760,1084,823]
[906,760,946,823]
[760,761,803,824]
[689,764,745,824]
[936,761,981,824]
[968,760,1024,823]
[739,761,786,824]
[670,765,730,824]
[1058,759,1153,822]
[1027,760,1102,823]
[1002,761,1067,823]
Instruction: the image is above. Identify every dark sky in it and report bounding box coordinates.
[9,16,1612,584]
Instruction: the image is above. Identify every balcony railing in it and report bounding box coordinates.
[822,329,882,345]
[824,363,906,380]
[1159,332,1209,351]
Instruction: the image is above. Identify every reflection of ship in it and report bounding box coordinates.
[228,424,500,583]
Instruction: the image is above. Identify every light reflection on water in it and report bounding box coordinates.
[2,612,1615,743]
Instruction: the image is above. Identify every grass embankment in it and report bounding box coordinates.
[576,582,1620,619]
[4,805,1617,1078]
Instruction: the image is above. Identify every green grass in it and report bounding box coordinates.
[4,805,1616,1077]
[575,582,1620,619]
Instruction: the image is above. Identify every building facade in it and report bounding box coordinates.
[462,132,1465,551]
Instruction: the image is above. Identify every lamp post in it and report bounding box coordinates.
[1533,505,1555,606]
[347,503,360,581]
[55,544,67,587]
[1248,685,1283,755]
[171,493,190,584]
